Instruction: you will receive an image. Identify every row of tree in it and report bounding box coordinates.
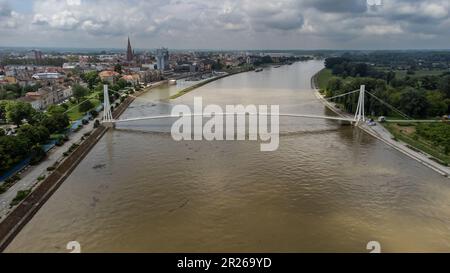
[0,57,66,67]
[325,57,396,83]
[337,51,450,70]
[0,102,70,175]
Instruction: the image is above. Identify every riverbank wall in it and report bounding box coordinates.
[0,125,108,252]
[170,69,252,99]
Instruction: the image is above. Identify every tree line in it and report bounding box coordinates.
[0,101,69,175]
[1,57,66,67]
[0,82,43,100]
[324,57,450,119]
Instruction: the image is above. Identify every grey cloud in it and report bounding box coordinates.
[1,0,450,49]
[383,0,449,24]
[253,11,304,31]
[243,1,304,31]
[304,0,368,13]
[0,0,12,17]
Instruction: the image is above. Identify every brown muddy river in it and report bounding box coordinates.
[6,60,450,253]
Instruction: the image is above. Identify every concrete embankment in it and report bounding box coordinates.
[170,70,252,99]
[0,91,139,252]
[311,70,450,178]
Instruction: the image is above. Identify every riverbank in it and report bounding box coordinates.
[141,80,168,94]
[311,70,450,178]
[170,69,253,99]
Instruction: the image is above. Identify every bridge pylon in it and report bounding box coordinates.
[353,85,366,125]
[102,84,115,128]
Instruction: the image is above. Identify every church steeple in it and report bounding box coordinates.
[126,37,133,62]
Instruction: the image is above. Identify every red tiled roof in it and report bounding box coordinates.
[99,71,120,77]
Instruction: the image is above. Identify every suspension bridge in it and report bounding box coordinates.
[100,84,442,128]
[101,85,366,127]
[97,84,449,177]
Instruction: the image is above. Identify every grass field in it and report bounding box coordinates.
[65,92,101,121]
[394,69,448,78]
[383,123,450,166]
[374,67,448,79]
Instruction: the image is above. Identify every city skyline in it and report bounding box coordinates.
[0,0,449,50]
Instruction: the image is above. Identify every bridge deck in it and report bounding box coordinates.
[113,113,355,124]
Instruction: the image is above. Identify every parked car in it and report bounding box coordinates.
[366,118,376,126]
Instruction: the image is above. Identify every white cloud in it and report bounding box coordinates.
[66,0,81,6]
[0,0,449,49]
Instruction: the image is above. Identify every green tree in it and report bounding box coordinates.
[79,100,94,113]
[399,88,429,118]
[438,75,450,98]
[326,77,343,96]
[47,105,66,115]
[5,101,36,127]
[29,111,46,126]
[426,91,447,117]
[81,71,100,90]
[17,124,50,145]
[41,105,70,134]
[30,145,46,165]
[114,64,122,74]
[116,78,129,89]
[0,100,8,121]
[0,135,30,173]
[386,71,396,85]
[72,84,89,103]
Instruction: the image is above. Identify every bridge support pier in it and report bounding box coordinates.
[102,121,116,128]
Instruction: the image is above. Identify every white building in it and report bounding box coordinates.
[63,63,79,70]
[23,86,73,110]
[32,72,63,80]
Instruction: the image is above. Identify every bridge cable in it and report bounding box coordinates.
[323,89,360,101]
[64,96,97,115]
[364,91,411,120]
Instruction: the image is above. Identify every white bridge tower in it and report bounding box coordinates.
[102,85,115,127]
[353,85,366,125]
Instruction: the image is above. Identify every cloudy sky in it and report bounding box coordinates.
[0,0,449,50]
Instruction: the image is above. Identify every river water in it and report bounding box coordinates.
[6,60,450,253]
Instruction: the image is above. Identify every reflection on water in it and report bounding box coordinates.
[6,61,450,253]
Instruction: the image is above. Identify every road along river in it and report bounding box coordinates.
[6,60,450,252]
